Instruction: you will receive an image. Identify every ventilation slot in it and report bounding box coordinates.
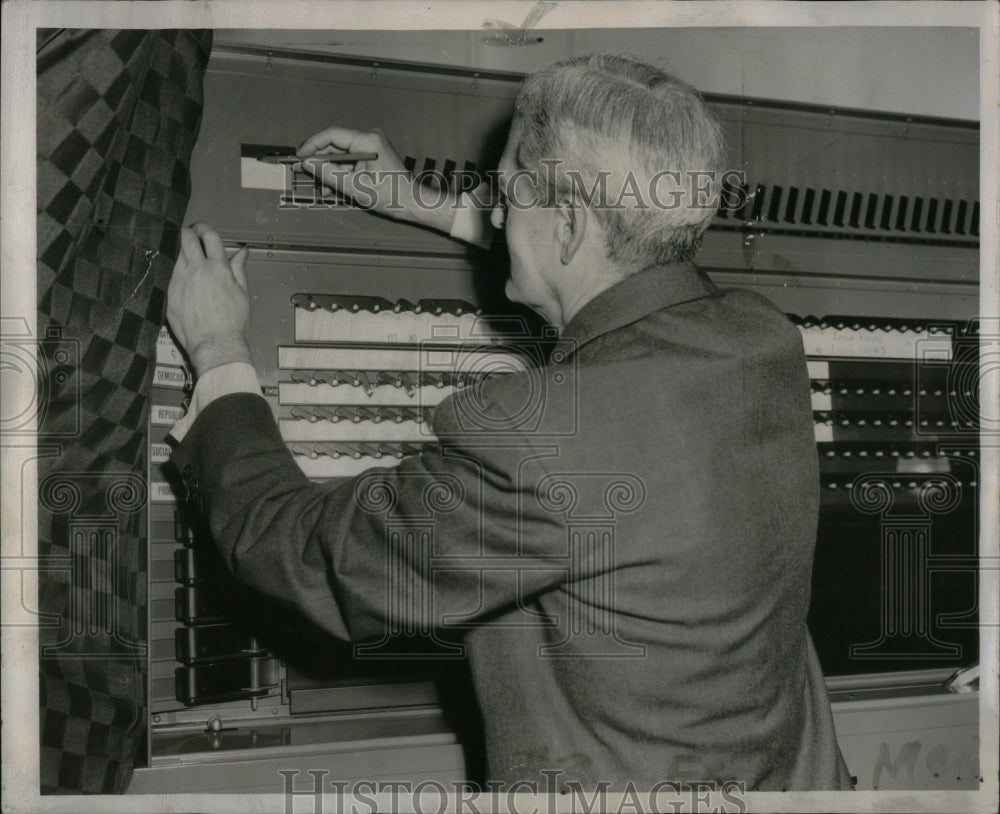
[402,154,486,195]
[940,199,954,234]
[800,189,815,225]
[712,182,978,245]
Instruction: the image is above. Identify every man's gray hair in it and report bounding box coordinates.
[513,53,727,271]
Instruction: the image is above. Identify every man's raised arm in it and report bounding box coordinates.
[294,126,494,246]
[168,127,497,438]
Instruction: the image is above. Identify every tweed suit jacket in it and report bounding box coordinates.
[172,261,854,791]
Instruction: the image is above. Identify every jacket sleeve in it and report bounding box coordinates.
[169,388,572,642]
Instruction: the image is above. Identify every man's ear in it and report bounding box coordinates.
[555,194,587,265]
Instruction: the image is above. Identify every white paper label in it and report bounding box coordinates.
[810,393,833,411]
[151,404,185,426]
[150,482,177,503]
[813,424,834,443]
[154,366,189,389]
[277,345,523,375]
[292,453,402,480]
[295,307,504,346]
[156,327,187,367]
[799,326,950,360]
[807,361,830,380]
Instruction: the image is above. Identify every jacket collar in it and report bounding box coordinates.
[558,262,718,356]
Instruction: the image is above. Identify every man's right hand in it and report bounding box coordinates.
[167,223,252,377]
[295,126,455,233]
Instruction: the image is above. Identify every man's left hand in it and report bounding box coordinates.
[167,223,252,377]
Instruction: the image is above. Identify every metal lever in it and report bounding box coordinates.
[945,663,979,693]
[258,151,378,164]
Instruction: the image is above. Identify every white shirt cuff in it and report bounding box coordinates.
[169,361,262,442]
[449,192,494,247]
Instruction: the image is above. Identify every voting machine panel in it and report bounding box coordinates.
[130,43,981,793]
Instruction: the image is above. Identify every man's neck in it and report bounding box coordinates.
[555,265,628,330]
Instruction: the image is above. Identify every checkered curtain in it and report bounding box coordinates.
[36,29,212,794]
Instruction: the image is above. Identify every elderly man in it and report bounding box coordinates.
[167,54,853,791]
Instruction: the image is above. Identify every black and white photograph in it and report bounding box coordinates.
[2,2,998,812]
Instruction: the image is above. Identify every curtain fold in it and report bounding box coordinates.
[36,28,212,794]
